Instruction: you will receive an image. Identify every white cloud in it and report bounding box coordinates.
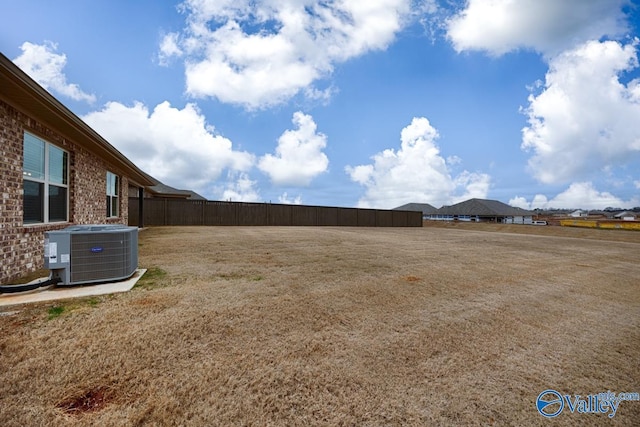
[453,170,492,202]
[346,117,491,209]
[446,0,629,56]
[83,101,254,194]
[158,32,183,65]
[278,192,302,205]
[635,180,640,190]
[446,155,462,165]
[13,41,96,103]
[508,196,530,210]
[258,111,329,186]
[163,0,413,109]
[510,193,552,210]
[521,39,640,184]
[509,182,640,210]
[219,172,262,202]
[303,85,337,105]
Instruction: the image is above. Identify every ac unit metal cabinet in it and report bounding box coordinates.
[44,224,138,286]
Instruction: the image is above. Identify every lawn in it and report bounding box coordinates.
[1,225,638,426]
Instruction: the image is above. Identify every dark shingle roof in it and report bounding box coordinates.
[146,178,206,200]
[393,203,438,215]
[436,198,534,216]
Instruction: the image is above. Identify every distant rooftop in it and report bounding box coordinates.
[393,203,438,215]
[145,176,206,200]
[437,198,534,217]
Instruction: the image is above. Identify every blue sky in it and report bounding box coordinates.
[2,0,639,209]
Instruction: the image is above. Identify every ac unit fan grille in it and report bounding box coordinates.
[70,232,132,283]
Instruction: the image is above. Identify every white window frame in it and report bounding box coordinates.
[22,132,69,224]
[106,171,119,218]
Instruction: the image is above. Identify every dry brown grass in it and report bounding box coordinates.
[1,225,638,426]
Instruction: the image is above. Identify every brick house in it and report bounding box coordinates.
[0,53,153,285]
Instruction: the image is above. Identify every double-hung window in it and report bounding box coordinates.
[23,132,68,224]
[106,171,119,217]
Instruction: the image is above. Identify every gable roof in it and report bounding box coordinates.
[437,198,534,217]
[0,53,153,187]
[393,203,438,215]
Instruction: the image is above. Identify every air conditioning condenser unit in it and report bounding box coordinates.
[44,224,138,286]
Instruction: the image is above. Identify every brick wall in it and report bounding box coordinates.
[0,101,25,283]
[72,147,129,224]
[0,99,132,284]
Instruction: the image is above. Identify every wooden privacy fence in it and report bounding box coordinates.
[129,198,422,227]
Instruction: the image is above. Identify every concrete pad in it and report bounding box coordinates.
[0,269,146,307]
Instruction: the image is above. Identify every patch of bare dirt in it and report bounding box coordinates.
[57,387,111,415]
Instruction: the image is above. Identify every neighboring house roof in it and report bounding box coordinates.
[0,53,153,187]
[393,203,438,215]
[436,198,534,217]
[181,190,207,201]
[146,176,206,200]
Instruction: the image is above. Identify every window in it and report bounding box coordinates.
[23,132,68,224]
[106,171,119,217]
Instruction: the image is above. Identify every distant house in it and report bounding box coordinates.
[135,175,206,200]
[393,203,438,219]
[426,198,534,224]
[587,210,608,218]
[614,211,638,221]
[125,176,207,227]
[570,209,587,217]
[0,53,154,284]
